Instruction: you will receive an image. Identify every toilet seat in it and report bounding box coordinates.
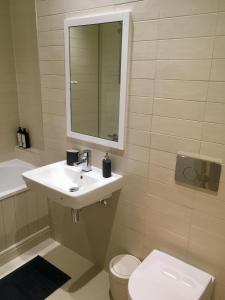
[128,250,214,300]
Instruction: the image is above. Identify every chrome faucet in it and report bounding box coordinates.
[75,149,92,172]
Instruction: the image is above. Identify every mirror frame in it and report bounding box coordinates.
[64,11,131,150]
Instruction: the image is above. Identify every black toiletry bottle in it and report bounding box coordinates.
[17,127,23,147]
[102,153,111,178]
[21,128,30,149]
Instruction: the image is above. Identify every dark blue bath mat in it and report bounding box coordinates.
[0,255,71,300]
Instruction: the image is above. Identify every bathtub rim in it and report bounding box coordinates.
[0,158,35,201]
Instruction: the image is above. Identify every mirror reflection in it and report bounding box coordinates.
[69,21,122,142]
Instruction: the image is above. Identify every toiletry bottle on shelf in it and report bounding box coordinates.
[21,128,30,149]
[102,153,111,178]
[17,127,23,147]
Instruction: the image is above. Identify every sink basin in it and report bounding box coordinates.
[22,160,123,209]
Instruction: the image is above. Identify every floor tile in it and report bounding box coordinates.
[0,239,111,300]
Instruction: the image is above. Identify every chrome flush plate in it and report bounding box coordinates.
[175,154,221,192]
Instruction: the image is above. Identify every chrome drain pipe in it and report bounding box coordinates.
[71,208,80,223]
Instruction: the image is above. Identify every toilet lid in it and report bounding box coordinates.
[128,250,213,300]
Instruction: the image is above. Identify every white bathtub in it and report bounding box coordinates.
[0,159,35,200]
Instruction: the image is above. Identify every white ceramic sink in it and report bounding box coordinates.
[22,160,123,209]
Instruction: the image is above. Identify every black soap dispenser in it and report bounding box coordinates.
[102,153,111,178]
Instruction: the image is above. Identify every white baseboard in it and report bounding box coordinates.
[0,226,51,266]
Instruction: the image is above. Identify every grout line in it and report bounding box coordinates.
[37,9,219,20]
[147,24,159,178]
[199,8,220,155]
[131,77,225,82]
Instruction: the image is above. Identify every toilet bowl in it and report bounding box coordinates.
[128,250,214,300]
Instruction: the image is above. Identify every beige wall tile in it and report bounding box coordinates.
[147,194,192,237]
[127,144,150,162]
[115,198,146,234]
[40,61,65,75]
[148,164,174,184]
[192,211,225,239]
[202,122,225,144]
[131,60,156,79]
[150,149,176,169]
[151,133,200,154]
[36,0,64,16]
[42,100,65,116]
[158,14,217,39]
[130,79,154,97]
[219,0,225,11]
[41,75,65,89]
[152,116,202,140]
[43,113,66,138]
[129,96,153,114]
[129,113,152,131]
[155,79,208,101]
[120,184,149,208]
[210,59,225,81]
[128,129,151,147]
[116,224,144,258]
[148,179,195,208]
[213,36,225,59]
[158,37,214,60]
[156,60,211,80]
[127,0,159,22]
[39,46,64,61]
[143,226,188,260]
[38,30,64,46]
[159,0,218,18]
[132,40,157,60]
[205,102,225,124]
[194,184,225,220]
[41,87,66,101]
[133,20,158,41]
[126,158,149,177]
[188,226,225,270]
[200,142,225,163]
[216,12,225,35]
[38,14,64,32]
[207,82,225,103]
[154,98,205,121]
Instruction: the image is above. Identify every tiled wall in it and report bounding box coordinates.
[99,22,121,140]
[10,0,44,150]
[0,0,19,161]
[0,187,49,253]
[35,1,225,299]
[70,25,99,136]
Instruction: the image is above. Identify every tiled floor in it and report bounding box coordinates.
[0,239,111,300]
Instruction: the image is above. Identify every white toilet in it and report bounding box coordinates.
[128,250,214,300]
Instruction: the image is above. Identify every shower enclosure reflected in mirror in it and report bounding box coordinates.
[64,12,131,150]
[70,22,122,141]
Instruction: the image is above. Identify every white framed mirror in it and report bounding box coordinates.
[64,11,131,150]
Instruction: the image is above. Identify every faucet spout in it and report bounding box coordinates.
[75,149,92,172]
